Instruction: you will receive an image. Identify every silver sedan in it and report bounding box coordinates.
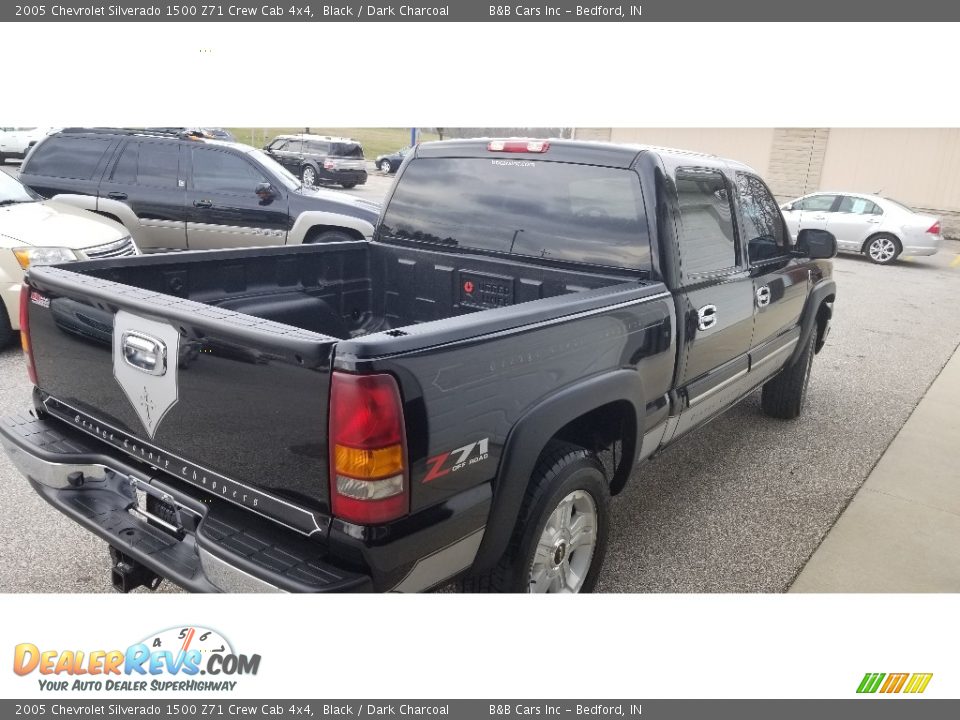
[781,192,942,265]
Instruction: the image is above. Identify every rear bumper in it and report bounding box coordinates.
[320,169,368,185]
[0,411,372,593]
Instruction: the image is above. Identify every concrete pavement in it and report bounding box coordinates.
[791,340,960,592]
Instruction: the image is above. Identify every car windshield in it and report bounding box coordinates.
[248,149,300,190]
[0,170,39,205]
[883,197,916,213]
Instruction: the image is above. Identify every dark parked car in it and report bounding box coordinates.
[18,128,380,252]
[3,139,836,594]
[264,134,368,189]
[375,147,411,174]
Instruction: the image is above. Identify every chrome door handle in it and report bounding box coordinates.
[756,285,772,308]
[867,217,881,223]
[697,304,718,331]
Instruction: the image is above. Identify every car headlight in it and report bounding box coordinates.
[12,247,80,269]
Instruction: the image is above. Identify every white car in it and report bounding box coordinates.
[0,170,138,346]
[781,192,942,265]
[0,127,58,163]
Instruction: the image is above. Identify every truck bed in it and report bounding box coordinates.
[23,242,662,546]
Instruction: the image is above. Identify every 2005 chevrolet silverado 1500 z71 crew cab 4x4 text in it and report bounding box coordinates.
[1,139,837,593]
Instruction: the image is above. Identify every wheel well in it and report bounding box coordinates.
[92,211,125,227]
[304,225,365,243]
[550,400,637,495]
[815,294,835,352]
[861,232,901,254]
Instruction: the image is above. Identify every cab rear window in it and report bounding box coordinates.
[380,158,650,270]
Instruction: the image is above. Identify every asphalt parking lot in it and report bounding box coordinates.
[1,158,959,593]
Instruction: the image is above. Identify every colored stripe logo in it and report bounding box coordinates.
[857,672,933,694]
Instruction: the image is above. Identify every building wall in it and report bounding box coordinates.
[602,128,776,175]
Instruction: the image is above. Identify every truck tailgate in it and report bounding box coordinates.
[24,265,337,537]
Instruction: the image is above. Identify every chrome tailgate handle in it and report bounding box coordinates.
[121,331,167,376]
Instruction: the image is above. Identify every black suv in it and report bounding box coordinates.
[19,128,380,253]
[263,134,368,189]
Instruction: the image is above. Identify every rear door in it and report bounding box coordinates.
[186,146,290,249]
[98,139,188,251]
[825,195,882,252]
[734,172,808,372]
[667,166,755,438]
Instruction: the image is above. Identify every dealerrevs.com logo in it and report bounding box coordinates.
[857,672,933,694]
[13,626,261,693]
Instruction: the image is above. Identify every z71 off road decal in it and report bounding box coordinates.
[424,438,490,483]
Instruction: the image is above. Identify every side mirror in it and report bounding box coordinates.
[781,203,794,212]
[795,228,837,259]
[255,182,275,199]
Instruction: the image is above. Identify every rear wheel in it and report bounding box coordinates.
[761,330,815,419]
[301,165,317,186]
[305,229,354,244]
[459,441,610,593]
[341,182,357,189]
[379,160,392,173]
[865,233,901,264]
[0,304,13,348]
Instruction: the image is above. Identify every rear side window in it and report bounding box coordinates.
[192,149,267,194]
[674,169,737,275]
[735,173,790,263]
[380,157,650,270]
[111,142,180,187]
[837,196,882,215]
[24,137,112,180]
[305,141,330,154]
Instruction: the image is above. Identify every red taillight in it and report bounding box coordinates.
[487,139,550,153]
[927,221,941,235]
[329,372,408,525]
[323,159,335,170]
[19,282,38,385]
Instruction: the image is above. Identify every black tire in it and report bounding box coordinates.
[340,182,357,189]
[305,229,354,244]
[864,233,901,265]
[459,441,610,593]
[0,304,13,348]
[761,330,816,420]
[379,160,393,173]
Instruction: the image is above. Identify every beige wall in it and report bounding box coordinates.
[820,129,960,213]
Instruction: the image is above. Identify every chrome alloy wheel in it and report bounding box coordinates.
[302,165,316,186]
[380,160,392,173]
[528,490,598,593]
[868,236,897,263]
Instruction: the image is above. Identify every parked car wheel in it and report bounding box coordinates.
[459,441,609,593]
[341,182,357,189]
[761,331,815,420]
[301,165,317,186]
[379,160,393,173]
[865,233,901,264]
[0,305,13,348]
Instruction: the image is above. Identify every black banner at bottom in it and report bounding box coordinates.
[2,700,956,719]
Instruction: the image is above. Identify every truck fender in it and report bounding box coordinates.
[287,210,375,245]
[471,369,646,572]
[50,194,139,233]
[788,278,836,366]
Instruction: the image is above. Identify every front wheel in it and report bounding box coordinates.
[459,441,610,593]
[379,160,392,173]
[761,330,815,419]
[865,234,901,264]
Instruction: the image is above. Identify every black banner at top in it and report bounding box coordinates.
[3,0,957,22]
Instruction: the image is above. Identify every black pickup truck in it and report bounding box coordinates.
[1,139,837,593]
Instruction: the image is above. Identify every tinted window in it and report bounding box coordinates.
[837,196,882,215]
[112,142,180,187]
[305,141,330,154]
[380,158,650,270]
[797,194,837,212]
[24,137,112,180]
[192,149,267,194]
[330,142,363,158]
[268,139,288,151]
[736,173,790,263]
[674,169,737,275]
